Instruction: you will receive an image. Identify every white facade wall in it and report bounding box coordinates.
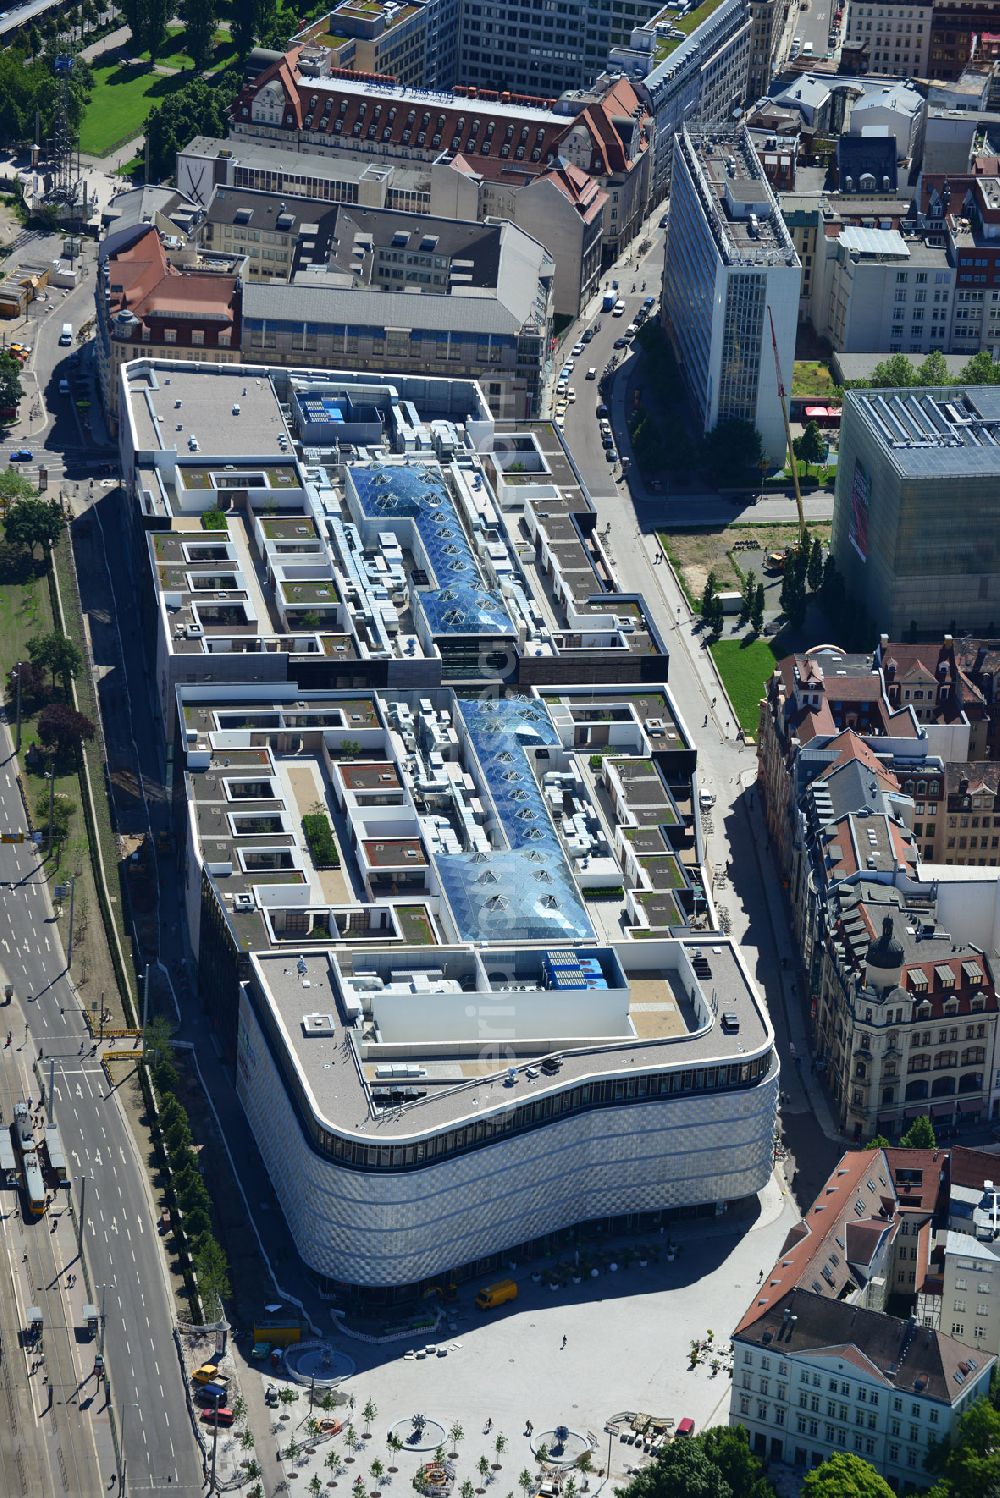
[236,988,778,1287]
[731,1337,992,1487]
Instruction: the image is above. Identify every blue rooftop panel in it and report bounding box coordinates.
[350,463,514,636]
[436,696,593,944]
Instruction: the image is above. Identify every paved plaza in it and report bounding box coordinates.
[255,1173,795,1493]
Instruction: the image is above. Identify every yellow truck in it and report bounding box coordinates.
[475,1278,518,1311]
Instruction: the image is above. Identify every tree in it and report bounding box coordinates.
[352,1478,368,1498]
[193,1233,230,1311]
[749,582,764,636]
[460,1483,475,1498]
[960,350,1000,385]
[862,1133,891,1150]
[700,569,717,621]
[449,1424,465,1456]
[311,1477,324,1498]
[702,419,764,489]
[7,658,46,709]
[0,350,23,409]
[779,565,806,628]
[27,632,81,693]
[616,1441,731,1498]
[0,469,36,512]
[34,786,73,846]
[121,0,168,54]
[793,420,826,480]
[494,1434,508,1464]
[899,1114,936,1149]
[180,0,217,68]
[5,496,64,560]
[230,0,278,55]
[517,1470,533,1498]
[370,1458,386,1491]
[738,570,754,628]
[145,71,240,178]
[865,353,920,389]
[807,536,824,594]
[144,1013,175,1075]
[699,1425,773,1498]
[363,1399,378,1437]
[478,1455,491,1486]
[37,702,94,761]
[801,1452,894,1497]
[387,1433,403,1468]
[916,349,951,387]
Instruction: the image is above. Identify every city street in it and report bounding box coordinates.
[0,743,203,1494]
[0,247,202,1494]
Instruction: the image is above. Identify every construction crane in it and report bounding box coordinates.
[768,306,805,544]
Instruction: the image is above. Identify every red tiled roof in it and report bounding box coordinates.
[735,1149,896,1334]
[234,53,649,187]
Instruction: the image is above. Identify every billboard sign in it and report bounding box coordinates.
[848,457,871,562]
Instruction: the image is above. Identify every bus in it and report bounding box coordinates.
[12,1102,46,1217]
[43,1124,67,1185]
[0,1129,16,1185]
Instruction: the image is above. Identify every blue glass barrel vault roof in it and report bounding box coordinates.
[349,462,515,636]
[436,695,594,944]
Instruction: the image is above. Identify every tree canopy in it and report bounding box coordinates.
[899,1114,936,1149]
[702,420,764,489]
[145,71,240,179]
[37,702,95,760]
[4,496,64,559]
[0,46,91,148]
[926,1394,1000,1498]
[614,1427,773,1498]
[801,1452,895,1498]
[27,631,81,692]
[793,420,826,477]
[0,350,23,410]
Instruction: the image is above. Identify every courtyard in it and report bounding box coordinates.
[254,1174,795,1493]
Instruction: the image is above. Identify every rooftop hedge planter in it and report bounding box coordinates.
[303,812,341,869]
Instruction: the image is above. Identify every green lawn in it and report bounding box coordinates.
[0,546,85,885]
[141,25,237,72]
[791,360,837,398]
[710,638,779,736]
[654,0,726,59]
[79,60,190,156]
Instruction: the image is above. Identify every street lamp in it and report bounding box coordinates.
[10,661,24,753]
[119,1400,140,1495]
[75,1173,91,1258]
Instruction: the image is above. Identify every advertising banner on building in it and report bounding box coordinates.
[848,457,871,561]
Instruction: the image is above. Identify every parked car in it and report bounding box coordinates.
[581,328,594,343]
[596,403,609,418]
[605,446,618,463]
[613,337,627,349]
[571,341,585,356]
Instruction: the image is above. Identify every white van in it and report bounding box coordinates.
[58,323,72,346]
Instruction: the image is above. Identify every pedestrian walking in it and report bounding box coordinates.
[561,1334,568,1349]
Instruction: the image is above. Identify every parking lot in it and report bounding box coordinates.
[257,1173,795,1493]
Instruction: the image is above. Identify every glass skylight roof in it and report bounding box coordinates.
[436,696,594,944]
[349,463,515,636]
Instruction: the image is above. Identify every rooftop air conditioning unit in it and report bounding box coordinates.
[233,892,255,912]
